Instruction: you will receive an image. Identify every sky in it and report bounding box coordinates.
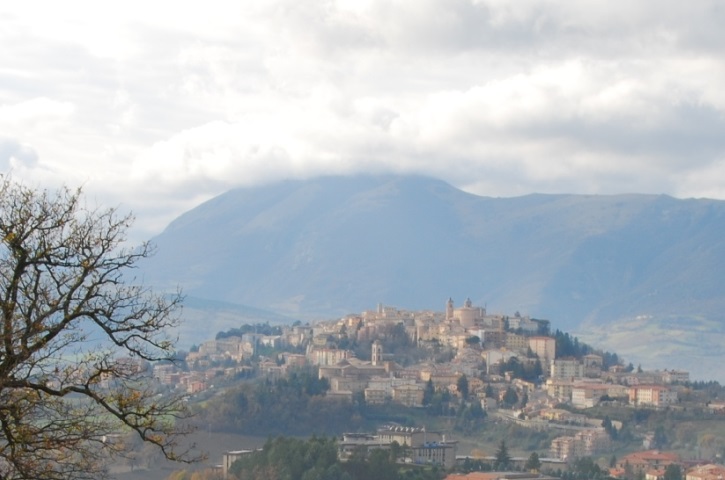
[2,0,725,241]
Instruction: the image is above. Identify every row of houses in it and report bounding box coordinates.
[545,379,679,409]
[609,451,725,480]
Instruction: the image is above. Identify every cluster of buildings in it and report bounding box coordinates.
[166,298,709,471]
[608,451,725,480]
[340,425,458,469]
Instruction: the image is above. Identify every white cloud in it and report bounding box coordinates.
[1,0,725,239]
[679,159,725,199]
[0,97,75,125]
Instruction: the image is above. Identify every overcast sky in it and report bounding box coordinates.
[2,0,725,240]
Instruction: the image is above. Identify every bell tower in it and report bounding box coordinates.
[371,340,383,366]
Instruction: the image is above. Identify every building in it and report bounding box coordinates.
[365,387,388,404]
[506,333,530,352]
[447,297,486,328]
[372,340,383,366]
[376,425,431,447]
[616,451,680,474]
[545,379,575,402]
[571,384,611,409]
[686,464,725,480]
[392,384,425,407]
[582,354,603,377]
[550,436,580,461]
[576,429,611,456]
[307,347,351,366]
[507,315,541,334]
[550,429,610,461]
[551,359,584,380]
[222,449,258,477]
[529,337,556,366]
[662,370,690,384]
[339,426,457,469]
[628,386,678,408]
[411,441,457,469]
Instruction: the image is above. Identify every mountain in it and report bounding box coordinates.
[141,175,725,380]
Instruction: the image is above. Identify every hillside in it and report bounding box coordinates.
[140,175,725,380]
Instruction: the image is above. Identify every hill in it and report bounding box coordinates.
[140,175,725,380]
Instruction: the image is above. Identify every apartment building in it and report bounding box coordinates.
[628,386,678,408]
[551,358,584,380]
[529,337,556,366]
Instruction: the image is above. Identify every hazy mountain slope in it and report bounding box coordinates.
[538,195,725,323]
[142,174,725,334]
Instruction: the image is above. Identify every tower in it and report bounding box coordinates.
[371,340,383,366]
[446,297,454,321]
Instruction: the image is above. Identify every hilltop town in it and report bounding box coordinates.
[150,298,725,480]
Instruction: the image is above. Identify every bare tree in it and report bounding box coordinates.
[0,179,197,479]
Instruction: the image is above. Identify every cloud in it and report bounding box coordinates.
[0,97,75,126]
[2,0,725,239]
[0,138,39,171]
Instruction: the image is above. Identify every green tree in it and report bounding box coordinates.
[602,415,618,440]
[469,401,486,419]
[457,374,469,399]
[524,452,541,472]
[493,440,512,470]
[366,448,399,480]
[570,457,605,480]
[0,180,195,479]
[423,378,435,406]
[532,359,544,380]
[653,425,668,449]
[663,464,682,480]
[503,387,519,408]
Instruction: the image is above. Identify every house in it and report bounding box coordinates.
[616,451,680,474]
[571,384,611,408]
[686,464,725,480]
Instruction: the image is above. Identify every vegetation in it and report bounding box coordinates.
[199,368,366,435]
[554,330,621,368]
[227,436,443,480]
[0,180,196,479]
[498,357,543,383]
[457,374,469,399]
[216,323,283,339]
[165,471,223,480]
[664,464,683,480]
[524,452,541,472]
[554,456,608,480]
[493,440,512,470]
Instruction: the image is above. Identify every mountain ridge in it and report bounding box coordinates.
[141,175,725,378]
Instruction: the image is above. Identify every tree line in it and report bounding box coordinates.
[199,368,368,435]
[227,436,443,480]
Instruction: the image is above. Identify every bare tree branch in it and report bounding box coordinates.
[0,179,201,479]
